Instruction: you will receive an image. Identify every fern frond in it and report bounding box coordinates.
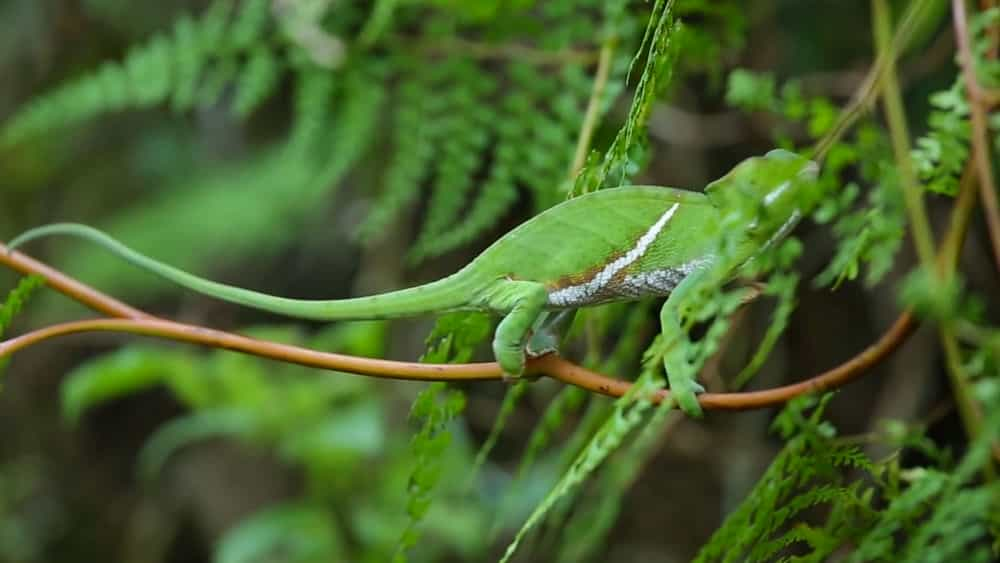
[499,367,664,563]
[517,386,589,482]
[395,382,467,562]
[302,64,386,196]
[407,60,494,260]
[899,485,998,563]
[469,381,529,482]
[813,127,906,288]
[556,396,675,562]
[356,58,441,240]
[406,62,543,260]
[286,66,336,153]
[391,313,486,561]
[512,62,584,211]
[0,0,285,145]
[228,0,272,51]
[37,65,378,306]
[573,0,682,195]
[694,431,876,563]
[169,14,209,111]
[232,45,283,117]
[0,275,44,375]
[0,276,43,340]
[911,78,971,197]
[734,274,800,388]
[411,144,519,260]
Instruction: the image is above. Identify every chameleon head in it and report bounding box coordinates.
[705,149,820,240]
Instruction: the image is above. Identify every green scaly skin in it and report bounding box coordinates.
[7,150,819,416]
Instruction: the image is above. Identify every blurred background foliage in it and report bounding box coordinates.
[0,0,998,561]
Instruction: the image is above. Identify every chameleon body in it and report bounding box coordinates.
[9,150,819,416]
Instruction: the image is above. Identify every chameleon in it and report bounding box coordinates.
[8,149,819,416]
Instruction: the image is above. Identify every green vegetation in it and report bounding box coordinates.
[0,0,998,561]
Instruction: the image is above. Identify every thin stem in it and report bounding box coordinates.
[878,0,991,459]
[873,0,937,268]
[0,317,500,381]
[813,0,932,161]
[953,0,1000,273]
[937,165,994,464]
[937,165,978,278]
[569,39,616,178]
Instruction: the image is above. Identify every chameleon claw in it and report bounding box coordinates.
[664,358,705,417]
[672,385,704,418]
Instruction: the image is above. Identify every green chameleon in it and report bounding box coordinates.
[9,149,819,416]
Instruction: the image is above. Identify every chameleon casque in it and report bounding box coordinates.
[9,149,819,416]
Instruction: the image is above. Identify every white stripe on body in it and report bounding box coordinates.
[617,256,709,299]
[547,203,683,307]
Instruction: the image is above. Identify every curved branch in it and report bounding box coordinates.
[2,247,149,320]
[0,317,500,382]
[0,312,915,411]
[540,313,916,409]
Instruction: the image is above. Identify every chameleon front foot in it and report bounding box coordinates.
[493,323,528,383]
[667,373,705,417]
[495,346,526,383]
[489,280,549,383]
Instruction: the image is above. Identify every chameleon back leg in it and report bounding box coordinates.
[484,280,549,379]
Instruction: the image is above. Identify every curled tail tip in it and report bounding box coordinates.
[6,232,33,253]
[7,227,50,252]
[7,223,85,252]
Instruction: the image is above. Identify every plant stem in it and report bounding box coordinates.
[876,0,991,463]
[953,0,1000,273]
[872,0,937,268]
[569,39,616,178]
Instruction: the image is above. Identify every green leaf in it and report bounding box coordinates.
[278,399,385,469]
[60,347,197,423]
[216,502,344,563]
[725,69,777,112]
[137,408,256,480]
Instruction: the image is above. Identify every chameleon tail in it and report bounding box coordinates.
[7,223,478,320]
